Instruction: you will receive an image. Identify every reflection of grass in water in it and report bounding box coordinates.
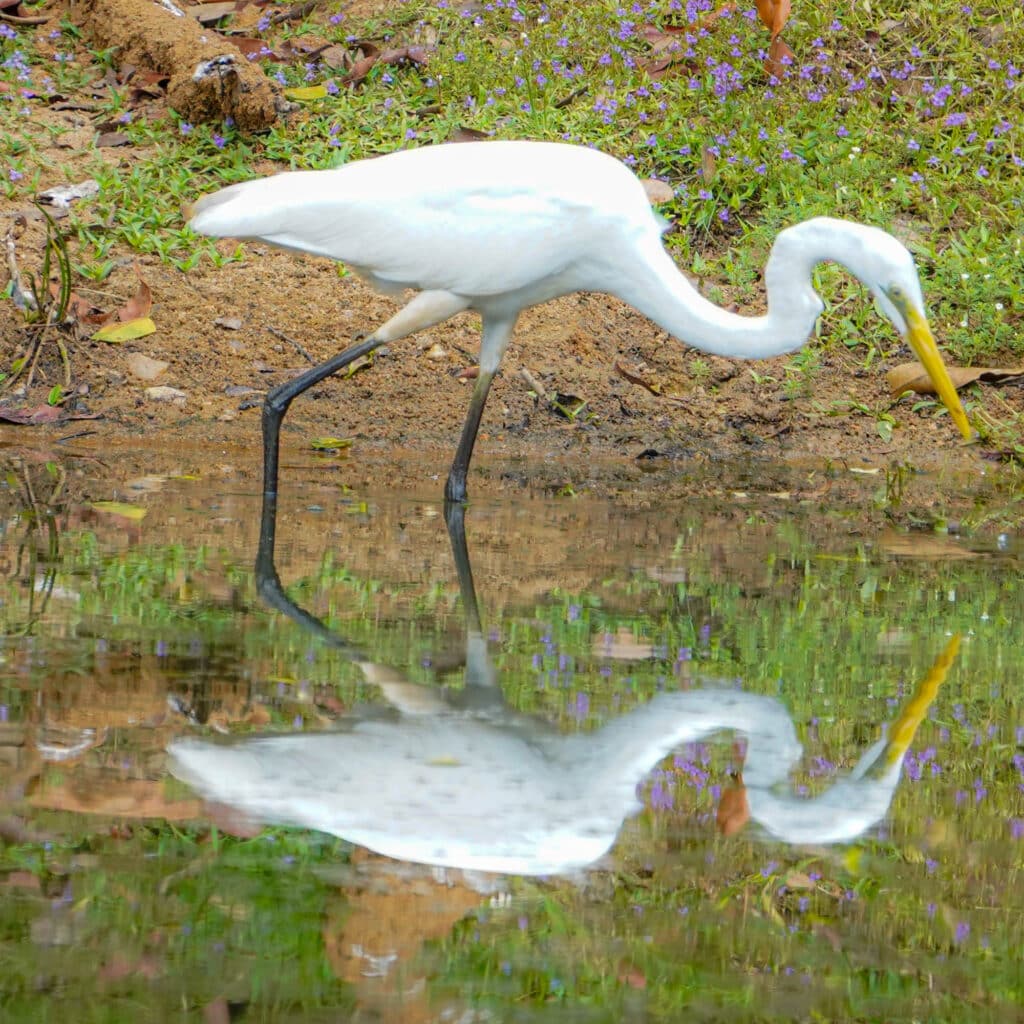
[0,824,354,1020]
[0,513,1021,1019]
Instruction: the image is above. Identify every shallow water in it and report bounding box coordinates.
[0,446,1022,1022]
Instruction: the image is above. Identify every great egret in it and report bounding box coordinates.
[187,140,972,501]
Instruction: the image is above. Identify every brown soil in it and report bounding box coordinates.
[0,222,991,493]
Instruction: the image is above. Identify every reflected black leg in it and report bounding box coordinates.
[255,334,383,649]
[444,499,482,635]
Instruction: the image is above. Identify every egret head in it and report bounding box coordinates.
[845,225,973,441]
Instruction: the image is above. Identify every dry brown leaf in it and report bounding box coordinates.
[641,178,674,203]
[879,529,977,561]
[0,404,62,425]
[615,360,664,395]
[755,0,791,38]
[341,45,430,87]
[119,266,153,321]
[700,145,717,182]
[448,125,490,143]
[887,362,1024,397]
[765,35,794,78]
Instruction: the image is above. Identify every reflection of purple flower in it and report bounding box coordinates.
[571,691,590,721]
[954,921,970,944]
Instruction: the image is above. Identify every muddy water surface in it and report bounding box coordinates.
[0,445,1022,1022]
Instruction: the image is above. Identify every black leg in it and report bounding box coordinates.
[262,334,384,498]
[444,369,495,503]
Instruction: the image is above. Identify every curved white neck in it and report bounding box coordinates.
[612,220,840,360]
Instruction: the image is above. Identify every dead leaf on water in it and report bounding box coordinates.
[90,501,148,521]
[888,362,1024,396]
[592,627,654,661]
[879,529,977,560]
[310,437,353,451]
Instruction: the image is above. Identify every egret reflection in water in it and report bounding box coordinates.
[168,483,959,875]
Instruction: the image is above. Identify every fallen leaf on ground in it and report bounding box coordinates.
[90,501,147,520]
[92,317,156,343]
[341,45,430,86]
[615,360,664,395]
[755,0,791,38]
[0,405,61,425]
[765,35,794,78]
[888,362,1024,396]
[283,84,328,101]
[641,178,674,203]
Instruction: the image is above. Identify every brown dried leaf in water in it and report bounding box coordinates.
[879,529,977,561]
[765,35,794,78]
[716,780,749,836]
[887,362,1024,397]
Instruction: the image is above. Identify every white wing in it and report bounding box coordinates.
[189,141,661,298]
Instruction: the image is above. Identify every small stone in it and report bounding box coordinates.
[145,385,186,404]
[425,343,447,361]
[215,316,243,330]
[126,353,169,381]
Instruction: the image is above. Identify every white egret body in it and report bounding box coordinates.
[188,141,971,501]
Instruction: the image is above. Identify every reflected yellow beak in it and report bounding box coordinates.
[900,302,973,440]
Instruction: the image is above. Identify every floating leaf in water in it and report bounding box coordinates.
[90,501,147,520]
[311,437,353,451]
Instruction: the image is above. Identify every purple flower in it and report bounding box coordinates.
[945,112,969,127]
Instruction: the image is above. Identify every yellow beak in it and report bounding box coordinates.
[900,302,973,440]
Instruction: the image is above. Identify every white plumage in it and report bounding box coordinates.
[188,140,971,501]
